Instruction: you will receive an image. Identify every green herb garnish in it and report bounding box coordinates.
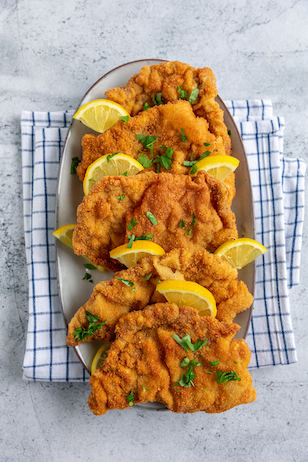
[153,92,163,106]
[145,273,152,281]
[127,217,138,231]
[116,278,136,292]
[136,153,153,168]
[175,86,188,100]
[146,211,158,226]
[84,263,96,270]
[180,357,190,368]
[126,233,154,249]
[119,115,129,124]
[179,128,188,143]
[142,386,152,392]
[209,360,220,366]
[127,391,134,406]
[70,157,80,174]
[228,129,231,137]
[175,359,202,388]
[117,195,125,200]
[73,311,106,341]
[179,220,185,228]
[153,145,174,172]
[185,213,196,236]
[188,88,199,105]
[107,152,120,163]
[82,273,93,283]
[143,102,150,111]
[172,333,208,353]
[136,134,157,158]
[215,371,241,384]
[121,171,128,176]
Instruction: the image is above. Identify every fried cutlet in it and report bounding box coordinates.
[88,303,256,415]
[72,171,237,271]
[66,248,253,347]
[105,60,231,156]
[77,100,229,181]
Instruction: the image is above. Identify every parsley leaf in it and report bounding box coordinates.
[126,233,154,249]
[116,278,136,292]
[183,147,211,173]
[215,371,241,384]
[73,311,106,341]
[136,153,153,168]
[127,217,138,231]
[209,360,220,366]
[153,145,174,172]
[117,195,125,200]
[179,128,188,142]
[127,391,134,406]
[145,273,152,281]
[119,115,129,124]
[143,102,150,111]
[179,220,185,228]
[188,88,199,105]
[175,358,202,388]
[142,386,152,392]
[146,211,158,226]
[185,213,196,236]
[84,263,96,270]
[180,357,190,368]
[173,333,208,353]
[107,152,120,163]
[121,171,128,176]
[136,135,157,158]
[228,129,231,137]
[82,273,93,283]
[175,86,188,100]
[70,157,80,174]
[153,92,163,106]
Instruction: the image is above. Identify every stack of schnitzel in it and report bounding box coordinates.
[65,61,256,415]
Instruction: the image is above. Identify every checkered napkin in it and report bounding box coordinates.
[21,101,306,381]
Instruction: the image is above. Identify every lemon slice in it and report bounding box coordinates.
[53,223,76,249]
[83,153,144,195]
[195,155,239,180]
[91,342,112,375]
[73,99,129,133]
[53,224,104,272]
[214,238,268,269]
[110,241,165,268]
[156,280,217,317]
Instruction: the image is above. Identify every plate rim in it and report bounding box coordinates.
[54,59,256,379]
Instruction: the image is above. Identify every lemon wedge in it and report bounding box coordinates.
[91,342,112,375]
[53,224,104,272]
[214,237,268,269]
[73,99,129,133]
[156,280,217,317]
[83,153,144,195]
[195,154,239,180]
[110,241,165,268]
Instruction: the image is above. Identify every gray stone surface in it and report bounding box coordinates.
[0,0,307,461]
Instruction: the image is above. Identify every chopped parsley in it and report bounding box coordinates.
[70,157,80,174]
[116,277,136,292]
[127,233,154,249]
[127,391,134,406]
[146,211,158,226]
[121,171,128,176]
[127,217,138,231]
[228,129,231,137]
[179,128,188,142]
[183,143,211,173]
[107,152,120,163]
[84,263,96,270]
[179,220,185,228]
[89,178,95,182]
[145,273,152,281]
[118,115,129,124]
[185,213,196,236]
[209,360,220,366]
[175,86,188,100]
[188,88,199,105]
[137,153,153,168]
[152,92,163,106]
[215,371,241,384]
[136,134,157,159]
[73,311,106,341]
[142,386,152,392]
[175,359,202,388]
[143,102,150,111]
[82,273,93,283]
[173,333,208,353]
[117,195,125,200]
[153,145,174,172]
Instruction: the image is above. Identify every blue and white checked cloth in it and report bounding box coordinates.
[21,100,306,381]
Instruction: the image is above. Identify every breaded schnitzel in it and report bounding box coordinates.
[105,60,231,156]
[66,248,253,347]
[88,303,256,415]
[72,171,237,271]
[77,100,229,181]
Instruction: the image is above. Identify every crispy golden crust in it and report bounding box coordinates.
[72,171,238,271]
[104,61,231,155]
[88,303,256,415]
[77,100,228,181]
[66,248,253,347]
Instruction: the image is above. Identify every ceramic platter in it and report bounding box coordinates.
[55,60,255,410]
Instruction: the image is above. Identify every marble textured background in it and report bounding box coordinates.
[1,0,307,461]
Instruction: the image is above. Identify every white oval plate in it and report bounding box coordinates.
[55,60,255,403]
